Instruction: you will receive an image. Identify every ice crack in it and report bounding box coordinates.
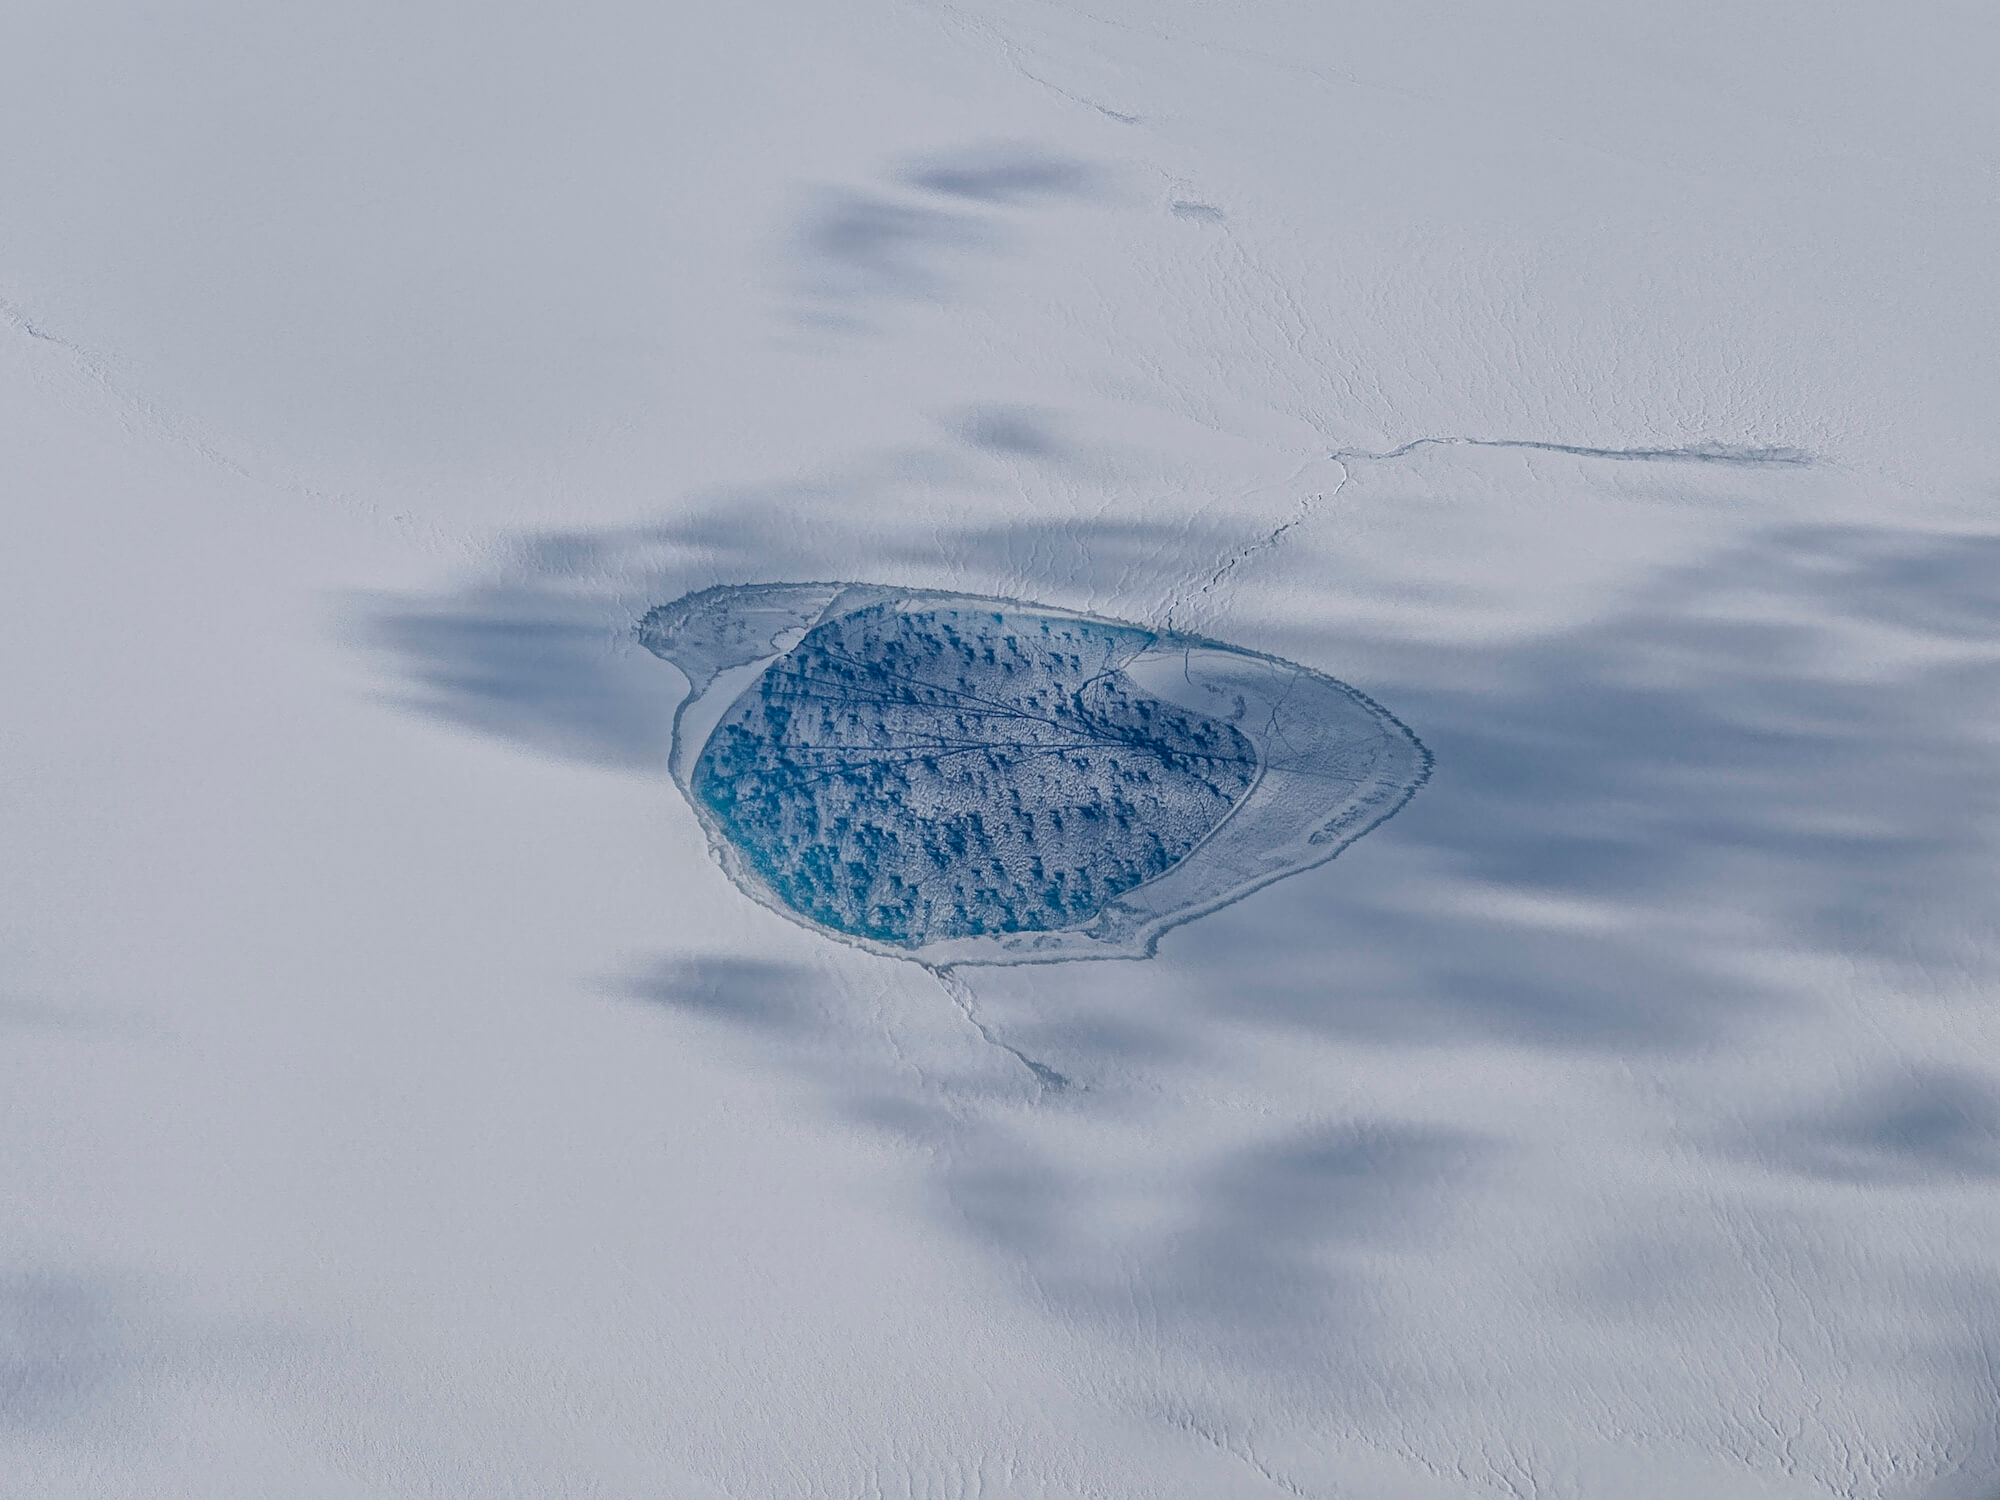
[932,967,1070,1092]
[1164,434,1813,629]
[1330,435,1812,468]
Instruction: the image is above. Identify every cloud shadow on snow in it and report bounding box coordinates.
[359,487,2000,1485]
[1755,1066,2000,1185]
[364,511,2000,1091]
[789,145,1097,327]
[366,512,2000,1044]
[948,403,1071,460]
[899,144,1097,204]
[0,1271,136,1436]
[359,578,681,773]
[1146,524,2000,1052]
[794,192,991,305]
[1039,1122,1487,1374]
[619,954,830,1034]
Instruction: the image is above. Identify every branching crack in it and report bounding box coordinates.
[1163,434,1813,630]
[1165,1410,1314,1498]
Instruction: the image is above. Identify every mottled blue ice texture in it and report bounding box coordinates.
[695,604,1258,946]
[642,585,1428,964]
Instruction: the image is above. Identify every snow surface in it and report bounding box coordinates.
[5,2,2000,1496]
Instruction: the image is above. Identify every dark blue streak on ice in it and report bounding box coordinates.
[692,606,1257,947]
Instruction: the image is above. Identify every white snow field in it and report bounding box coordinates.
[5,3,1999,1497]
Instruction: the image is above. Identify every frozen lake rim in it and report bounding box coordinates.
[640,582,1432,967]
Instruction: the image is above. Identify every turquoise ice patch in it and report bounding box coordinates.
[642,585,1428,965]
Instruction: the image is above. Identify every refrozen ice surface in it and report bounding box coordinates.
[642,585,1425,961]
[7,2,2000,1498]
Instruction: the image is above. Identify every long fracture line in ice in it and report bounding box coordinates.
[1164,434,1815,630]
[931,967,1070,1093]
[0,290,465,559]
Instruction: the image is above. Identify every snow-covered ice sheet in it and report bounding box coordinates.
[5,3,1999,1497]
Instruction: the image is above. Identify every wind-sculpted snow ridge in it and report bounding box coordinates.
[640,584,1429,965]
